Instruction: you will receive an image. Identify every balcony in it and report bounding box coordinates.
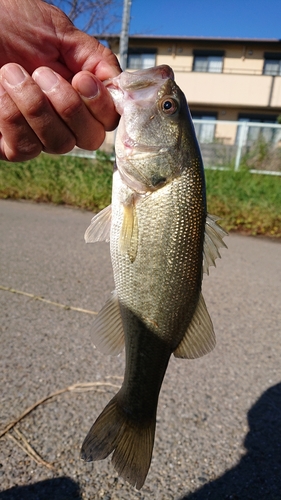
[174,71,281,108]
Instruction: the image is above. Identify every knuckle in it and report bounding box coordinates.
[45,135,76,155]
[27,96,51,120]
[0,119,42,161]
[17,136,42,157]
[61,96,84,121]
[57,137,76,154]
[0,104,23,126]
[7,141,42,162]
[76,129,105,151]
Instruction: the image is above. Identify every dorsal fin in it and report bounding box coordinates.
[84,205,112,243]
[203,214,227,275]
[173,293,216,359]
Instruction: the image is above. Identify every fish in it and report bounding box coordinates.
[81,65,227,489]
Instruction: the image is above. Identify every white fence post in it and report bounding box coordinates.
[234,121,248,171]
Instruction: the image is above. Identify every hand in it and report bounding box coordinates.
[0,0,121,162]
[0,64,119,161]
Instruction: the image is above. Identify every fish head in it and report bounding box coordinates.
[106,65,201,193]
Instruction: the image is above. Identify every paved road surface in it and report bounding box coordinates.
[0,199,280,500]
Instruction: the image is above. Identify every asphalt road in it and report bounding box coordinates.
[0,199,280,500]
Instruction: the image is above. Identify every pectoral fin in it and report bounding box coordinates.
[84,205,112,243]
[120,202,138,263]
[173,293,215,359]
[92,291,125,356]
[203,214,228,275]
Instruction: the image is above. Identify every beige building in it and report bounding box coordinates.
[101,35,281,149]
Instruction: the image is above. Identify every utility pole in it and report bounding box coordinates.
[119,0,132,70]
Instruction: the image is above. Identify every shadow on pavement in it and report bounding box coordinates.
[0,476,82,500]
[1,385,280,499]
[179,382,281,499]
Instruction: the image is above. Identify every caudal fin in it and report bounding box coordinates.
[81,393,156,490]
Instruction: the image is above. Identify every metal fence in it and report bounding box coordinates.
[193,119,281,175]
[65,119,281,176]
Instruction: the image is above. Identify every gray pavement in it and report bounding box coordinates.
[0,199,280,500]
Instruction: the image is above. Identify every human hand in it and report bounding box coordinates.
[0,64,119,161]
[0,0,121,161]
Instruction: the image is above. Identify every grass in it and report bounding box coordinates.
[205,168,281,237]
[0,152,280,237]
[0,151,113,212]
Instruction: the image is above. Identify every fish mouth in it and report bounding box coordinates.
[105,65,174,93]
[104,65,175,115]
[105,65,175,158]
[121,136,168,157]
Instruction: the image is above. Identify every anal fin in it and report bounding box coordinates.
[173,293,216,359]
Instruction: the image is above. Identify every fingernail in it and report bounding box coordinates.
[77,74,99,99]
[3,64,26,86]
[33,67,59,92]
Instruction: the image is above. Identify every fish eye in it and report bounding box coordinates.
[161,97,178,115]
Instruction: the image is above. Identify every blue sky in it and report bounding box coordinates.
[127,0,281,39]
[66,0,281,39]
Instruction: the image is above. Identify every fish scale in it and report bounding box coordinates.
[111,174,203,344]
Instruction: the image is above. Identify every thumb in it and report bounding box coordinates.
[57,22,121,81]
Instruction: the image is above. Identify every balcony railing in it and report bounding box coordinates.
[171,65,265,76]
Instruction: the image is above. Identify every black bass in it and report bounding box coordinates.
[81,65,227,489]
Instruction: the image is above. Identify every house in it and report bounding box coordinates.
[100,34,281,153]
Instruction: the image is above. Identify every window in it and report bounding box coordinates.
[192,113,217,143]
[263,53,281,75]
[193,51,224,73]
[264,59,281,75]
[127,50,156,70]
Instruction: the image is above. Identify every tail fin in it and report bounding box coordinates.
[81,393,156,490]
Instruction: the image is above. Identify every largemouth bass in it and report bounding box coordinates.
[81,65,227,489]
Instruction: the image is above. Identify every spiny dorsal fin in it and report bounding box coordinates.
[173,292,216,359]
[203,214,227,275]
[84,205,112,243]
[92,291,125,356]
[120,202,139,263]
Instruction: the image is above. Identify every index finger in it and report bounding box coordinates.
[72,71,120,132]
